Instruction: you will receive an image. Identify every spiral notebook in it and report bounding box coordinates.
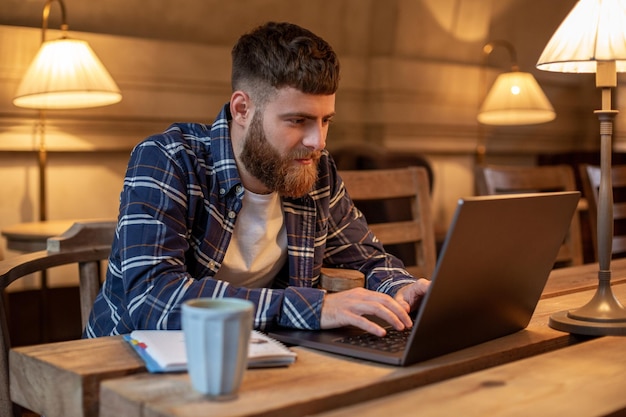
[125,329,297,372]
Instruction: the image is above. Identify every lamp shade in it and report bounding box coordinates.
[13,38,122,109]
[477,71,556,125]
[536,0,626,73]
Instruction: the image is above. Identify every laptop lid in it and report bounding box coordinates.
[269,191,580,366]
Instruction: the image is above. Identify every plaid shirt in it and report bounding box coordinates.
[85,104,416,337]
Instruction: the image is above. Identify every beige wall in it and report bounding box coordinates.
[0,0,620,284]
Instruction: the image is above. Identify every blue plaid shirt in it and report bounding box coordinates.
[85,104,416,337]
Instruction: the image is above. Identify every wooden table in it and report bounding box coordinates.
[542,258,626,297]
[1,220,75,252]
[96,285,624,417]
[9,259,626,417]
[314,335,626,417]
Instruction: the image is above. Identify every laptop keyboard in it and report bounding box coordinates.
[336,328,411,353]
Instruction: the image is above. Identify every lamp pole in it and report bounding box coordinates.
[37,110,47,222]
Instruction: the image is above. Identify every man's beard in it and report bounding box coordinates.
[240,113,320,198]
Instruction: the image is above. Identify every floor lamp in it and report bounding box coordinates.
[476,40,555,165]
[11,0,121,341]
[12,0,122,222]
[537,0,626,335]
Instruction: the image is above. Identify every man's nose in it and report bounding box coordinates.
[303,123,326,151]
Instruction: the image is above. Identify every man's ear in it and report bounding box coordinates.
[230,91,251,127]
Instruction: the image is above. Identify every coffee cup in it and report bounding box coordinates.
[182,297,254,400]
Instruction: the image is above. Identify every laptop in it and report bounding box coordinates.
[269,191,580,366]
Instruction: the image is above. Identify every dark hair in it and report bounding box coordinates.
[231,22,340,103]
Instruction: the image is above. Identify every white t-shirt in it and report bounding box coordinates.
[214,188,287,287]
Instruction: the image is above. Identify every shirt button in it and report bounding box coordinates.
[228,211,236,219]
[219,188,226,195]
[209,261,216,269]
[235,185,243,193]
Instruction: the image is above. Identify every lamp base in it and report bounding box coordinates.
[549,310,626,336]
[549,271,626,336]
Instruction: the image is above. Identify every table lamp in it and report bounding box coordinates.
[12,0,122,221]
[476,40,555,164]
[537,0,626,335]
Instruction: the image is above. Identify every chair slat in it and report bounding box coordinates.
[369,222,422,246]
[337,166,436,281]
[613,202,626,219]
[476,164,583,268]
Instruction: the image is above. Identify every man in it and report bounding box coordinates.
[85,21,430,339]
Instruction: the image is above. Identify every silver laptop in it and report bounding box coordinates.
[269,191,580,366]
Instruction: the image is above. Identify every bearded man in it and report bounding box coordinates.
[85,22,429,338]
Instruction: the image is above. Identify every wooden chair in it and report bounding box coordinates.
[331,142,435,193]
[580,164,626,260]
[0,220,115,417]
[328,166,437,284]
[475,164,584,267]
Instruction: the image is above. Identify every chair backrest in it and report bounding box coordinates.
[331,142,435,192]
[475,164,584,267]
[337,166,437,279]
[580,164,626,260]
[0,220,115,417]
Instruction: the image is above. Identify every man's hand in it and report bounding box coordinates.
[394,278,431,312]
[320,279,431,337]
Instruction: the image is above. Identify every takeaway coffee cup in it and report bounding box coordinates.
[182,297,254,400]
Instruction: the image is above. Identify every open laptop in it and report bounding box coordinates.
[269,191,580,366]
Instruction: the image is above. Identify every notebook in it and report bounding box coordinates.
[269,191,580,366]
[125,329,297,372]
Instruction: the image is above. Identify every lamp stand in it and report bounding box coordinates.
[37,110,47,222]
[35,110,51,343]
[549,61,626,335]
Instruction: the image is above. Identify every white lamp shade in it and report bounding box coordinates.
[537,0,626,73]
[478,71,556,125]
[13,38,122,109]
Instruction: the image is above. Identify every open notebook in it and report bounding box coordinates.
[125,329,296,372]
[269,191,580,366]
